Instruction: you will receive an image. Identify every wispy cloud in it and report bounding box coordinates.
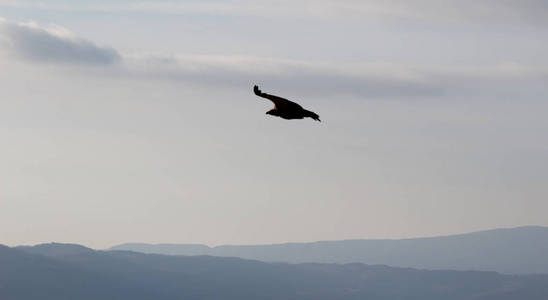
[121,54,443,98]
[1,17,546,99]
[0,18,120,64]
[122,54,548,99]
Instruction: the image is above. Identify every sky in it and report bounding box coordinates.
[1,0,547,249]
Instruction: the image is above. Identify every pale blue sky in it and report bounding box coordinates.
[1,0,547,248]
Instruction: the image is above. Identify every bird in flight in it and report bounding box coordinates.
[253,85,320,122]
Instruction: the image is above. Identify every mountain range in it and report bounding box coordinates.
[110,226,548,274]
[2,242,548,300]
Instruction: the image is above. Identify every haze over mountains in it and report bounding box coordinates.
[110,226,548,274]
[2,243,548,300]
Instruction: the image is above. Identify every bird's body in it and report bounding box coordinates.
[254,85,320,122]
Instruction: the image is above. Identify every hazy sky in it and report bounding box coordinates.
[1,0,547,249]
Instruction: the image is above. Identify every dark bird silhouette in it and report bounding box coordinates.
[254,85,320,122]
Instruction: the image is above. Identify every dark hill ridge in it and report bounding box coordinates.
[0,245,159,300]
[110,226,548,274]
[3,243,548,300]
[17,242,94,257]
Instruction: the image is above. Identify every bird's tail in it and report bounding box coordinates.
[304,110,321,122]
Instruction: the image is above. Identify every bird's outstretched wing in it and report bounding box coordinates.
[254,85,302,110]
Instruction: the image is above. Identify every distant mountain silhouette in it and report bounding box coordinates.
[17,242,94,257]
[111,226,548,274]
[0,245,159,300]
[2,243,548,299]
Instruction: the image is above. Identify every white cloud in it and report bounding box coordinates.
[120,54,442,98]
[0,19,120,64]
[1,17,546,99]
[119,54,548,99]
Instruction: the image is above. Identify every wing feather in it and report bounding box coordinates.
[253,85,302,110]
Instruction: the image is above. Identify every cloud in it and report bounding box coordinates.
[118,54,444,98]
[1,17,546,99]
[113,54,548,100]
[0,18,439,98]
[0,19,120,64]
